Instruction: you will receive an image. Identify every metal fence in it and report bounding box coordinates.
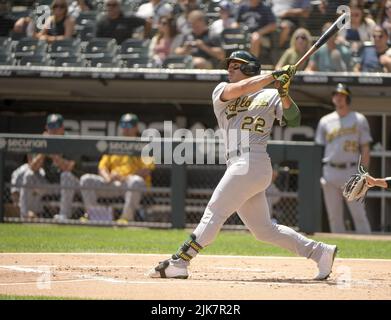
[0,134,323,233]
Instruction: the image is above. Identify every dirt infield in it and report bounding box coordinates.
[0,253,390,300]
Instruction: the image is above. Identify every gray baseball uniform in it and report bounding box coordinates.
[315,110,372,233]
[191,82,327,262]
[80,174,146,221]
[19,169,79,219]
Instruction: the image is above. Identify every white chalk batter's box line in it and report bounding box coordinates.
[0,265,385,288]
[1,252,391,262]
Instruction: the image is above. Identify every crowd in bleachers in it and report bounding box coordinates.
[0,0,390,71]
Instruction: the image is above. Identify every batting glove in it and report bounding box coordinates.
[276,74,291,98]
[272,65,297,80]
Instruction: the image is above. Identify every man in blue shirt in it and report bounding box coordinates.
[353,25,391,72]
[234,0,276,58]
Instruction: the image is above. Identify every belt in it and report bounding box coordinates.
[327,162,357,169]
[226,146,251,160]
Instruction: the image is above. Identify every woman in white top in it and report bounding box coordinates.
[339,0,376,53]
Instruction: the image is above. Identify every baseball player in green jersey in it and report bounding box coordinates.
[147,50,337,280]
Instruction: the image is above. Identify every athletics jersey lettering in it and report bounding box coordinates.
[212,82,283,149]
[326,124,358,143]
[226,96,270,120]
[315,111,372,164]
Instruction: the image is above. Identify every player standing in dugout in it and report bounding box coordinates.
[147,50,338,281]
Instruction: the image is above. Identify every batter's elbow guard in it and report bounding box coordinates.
[283,101,301,127]
[286,114,301,127]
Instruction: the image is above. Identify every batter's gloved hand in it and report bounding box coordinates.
[342,165,369,202]
[276,74,291,98]
[272,65,296,80]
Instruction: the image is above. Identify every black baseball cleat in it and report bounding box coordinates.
[147,259,189,279]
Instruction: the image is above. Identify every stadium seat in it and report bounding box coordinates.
[76,11,98,27]
[35,0,52,5]
[122,56,152,68]
[83,37,118,59]
[89,56,121,68]
[119,39,150,59]
[77,23,96,41]
[48,38,82,58]
[162,55,193,69]
[19,55,51,66]
[54,56,87,67]
[221,28,251,57]
[14,37,48,58]
[0,54,15,66]
[10,8,32,20]
[0,37,13,55]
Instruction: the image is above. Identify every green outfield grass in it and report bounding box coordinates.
[0,223,391,259]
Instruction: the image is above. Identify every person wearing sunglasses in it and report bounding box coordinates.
[379,0,391,43]
[275,27,312,70]
[36,0,75,43]
[148,16,182,67]
[353,25,391,72]
[338,1,376,54]
[80,113,155,224]
[19,114,82,221]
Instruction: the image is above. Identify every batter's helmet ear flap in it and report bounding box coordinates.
[240,61,261,76]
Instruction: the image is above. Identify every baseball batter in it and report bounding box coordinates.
[148,51,337,280]
[315,83,372,234]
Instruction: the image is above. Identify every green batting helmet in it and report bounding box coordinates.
[225,50,261,76]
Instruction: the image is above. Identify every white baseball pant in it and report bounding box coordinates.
[80,174,146,221]
[192,149,325,263]
[321,165,371,234]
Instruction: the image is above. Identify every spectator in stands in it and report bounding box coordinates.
[233,0,277,59]
[353,25,391,72]
[148,16,183,67]
[305,22,352,72]
[136,0,173,29]
[0,0,15,36]
[209,0,236,38]
[12,14,35,38]
[68,0,94,19]
[275,27,312,70]
[379,0,391,43]
[35,0,76,43]
[271,0,311,49]
[310,0,350,36]
[95,0,151,44]
[80,113,155,224]
[174,0,200,36]
[19,114,82,220]
[174,10,225,69]
[338,1,376,54]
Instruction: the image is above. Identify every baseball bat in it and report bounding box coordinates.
[274,13,347,88]
[295,12,348,69]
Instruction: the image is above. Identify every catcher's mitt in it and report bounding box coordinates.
[342,165,369,202]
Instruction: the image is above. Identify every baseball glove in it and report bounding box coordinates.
[342,165,369,202]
